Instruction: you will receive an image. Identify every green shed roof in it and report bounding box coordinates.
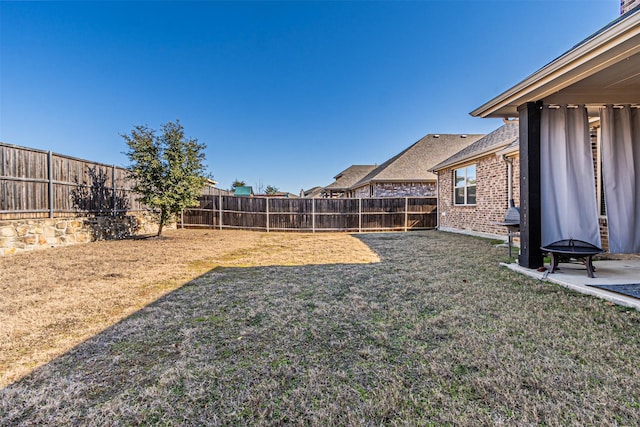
[233,186,254,197]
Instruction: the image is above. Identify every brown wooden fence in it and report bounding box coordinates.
[182,195,437,232]
[0,142,144,220]
[2,142,437,231]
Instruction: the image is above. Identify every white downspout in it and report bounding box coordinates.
[503,154,514,204]
[436,172,440,229]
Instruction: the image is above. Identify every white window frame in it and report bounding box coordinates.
[454,164,477,206]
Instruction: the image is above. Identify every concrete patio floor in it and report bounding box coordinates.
[503,257,640,311]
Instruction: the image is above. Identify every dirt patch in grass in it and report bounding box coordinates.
[0,229,379,388]
[2,231,640,426]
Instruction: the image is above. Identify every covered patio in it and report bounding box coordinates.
[471,8,640,268]
[504,257,640,310]
[473,7,640,307]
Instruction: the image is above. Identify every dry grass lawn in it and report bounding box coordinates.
[2,230,640,426]
[0,229,379,388]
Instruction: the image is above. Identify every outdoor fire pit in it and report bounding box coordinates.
[540,238,604,278]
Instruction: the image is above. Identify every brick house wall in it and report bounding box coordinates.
[352,186,370,198]
[350,182,437,198]
[621,0,640,14]
[590,126,610,251]
[437,154,516,238]
[437,127,612,250]
[600,217,609,251]
[374,182,436,197]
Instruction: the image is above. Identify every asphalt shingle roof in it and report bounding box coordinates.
[350,133,484,189]
[302,186,325,198]
[324,165,377,191]
[430,122,519,171]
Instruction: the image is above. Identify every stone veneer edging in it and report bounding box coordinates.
[0,212,168,256]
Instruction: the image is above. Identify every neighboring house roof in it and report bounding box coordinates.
[262,192,298,198]
[471,7,640,118]
[301,186,324,198]
[201,179,232,196]
[202,186,232,196]
[431,122,519,171]
[233,186,254,197]
[351,134,484,189]
[324,165,377,191]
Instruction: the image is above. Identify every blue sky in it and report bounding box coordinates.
[1,1,619,193]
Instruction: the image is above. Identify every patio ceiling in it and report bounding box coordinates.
[472,9,640,118]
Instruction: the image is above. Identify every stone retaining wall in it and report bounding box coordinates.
[0,212,166,256]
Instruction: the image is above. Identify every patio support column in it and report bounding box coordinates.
[518,101,544,269]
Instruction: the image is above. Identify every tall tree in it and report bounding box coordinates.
[265,185,279,195]
[122,120,208,236]
[231,179,246,191]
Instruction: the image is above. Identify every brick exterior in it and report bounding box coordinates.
[599,217,609,251]
[352,186,370,198]
[621,0,640,14]
[437,127,612,251]
[438,154,517,237]
[350,182,436,198]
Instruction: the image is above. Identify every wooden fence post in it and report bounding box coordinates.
[404,197,409,232]
[219,193,223,230]
[266,197,270,232]
[112,165,117,217]
[210,189,214,229]
[48,151,54,219]
[358,198,362,233]
[312,198,316,233]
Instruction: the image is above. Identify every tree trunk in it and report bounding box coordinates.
[157,209,167,237]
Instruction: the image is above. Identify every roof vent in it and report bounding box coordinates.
[433,134,440,138]
[461,134,467,138]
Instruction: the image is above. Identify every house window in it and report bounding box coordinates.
[454,165,476,205]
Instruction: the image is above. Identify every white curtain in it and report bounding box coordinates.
[600,105,640,253]
[540,105,601,247]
